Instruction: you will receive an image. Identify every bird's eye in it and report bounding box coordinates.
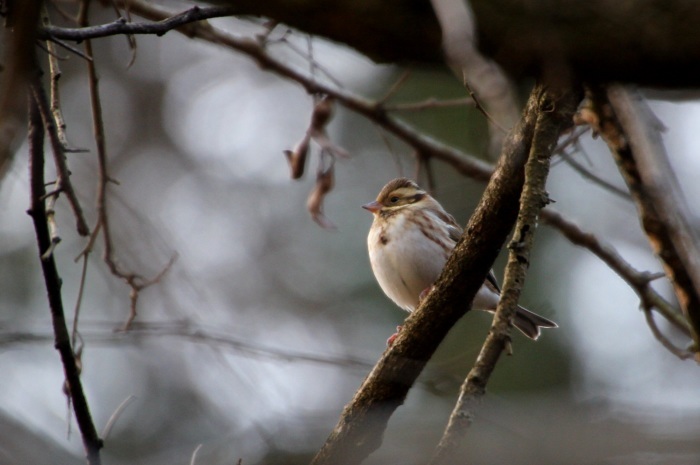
[390,196,399,203]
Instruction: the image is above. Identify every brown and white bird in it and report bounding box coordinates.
[363,177,557,344]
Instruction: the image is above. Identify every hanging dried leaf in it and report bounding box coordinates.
[283,133,311,179]
[310,95,335,130]
[306,164,336,230]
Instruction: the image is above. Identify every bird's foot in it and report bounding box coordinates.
[418,285,434,303]
[386,325,403,346]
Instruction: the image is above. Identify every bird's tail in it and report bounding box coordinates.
[512,306,558,340]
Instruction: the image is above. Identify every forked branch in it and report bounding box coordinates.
[430,83,579,464]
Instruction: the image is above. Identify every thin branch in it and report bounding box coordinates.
[643,308,694,360]
[190,444,204,465]
[383,97,474,112]
[375,68,411,104]
[558,148,631,200]
[76,1,176,329]
[29,80,90,236]
[115,0,497,183]
[39,6,238,41]
[540,209,692,337]
[101,395,136,440]
[430,83,576,464]
[265,31,345,89]
[27,75,103,465]
[462,78,509,134]
[0,321,375,371]
[45,36,95,62]
[44,8,79,152]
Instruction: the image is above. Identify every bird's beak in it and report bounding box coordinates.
[362,200,382,214]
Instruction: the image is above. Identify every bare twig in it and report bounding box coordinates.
[39,5,238,41]
[29,70,90,238]
[46,36,95,62]
[557,149,631,200]
[383,97,474,112]
[265,31,345,89]
[643,308,694,360]
[430,83,576,464]
[42,6,79,151]
[462,78,509,134]
[76,0,176,329]
[0,320,376,370]
[101,395,136,440]
[102,0,497,183]
[28,76,103,465]
[540,209,692,337]
[375,69,411,104]
[190,444,204,465]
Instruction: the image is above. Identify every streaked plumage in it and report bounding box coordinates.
[363,177,557,340]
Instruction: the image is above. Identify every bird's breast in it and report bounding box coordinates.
[368,215,452,311]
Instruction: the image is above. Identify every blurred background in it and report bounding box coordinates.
[2,9,700,465]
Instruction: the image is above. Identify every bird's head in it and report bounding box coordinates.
[362,178,430,216]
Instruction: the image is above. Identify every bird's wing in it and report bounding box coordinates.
[431,209,463,243]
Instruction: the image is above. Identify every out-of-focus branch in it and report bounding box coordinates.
[430,83,577,464]
[541,210,693,353]
[588,86,700,355]
[0,0,41,179]
[27,78,103,465]
[310,84,580,465]
[76,0,176,329]
[0,321,376,370]
[430,0,519,156]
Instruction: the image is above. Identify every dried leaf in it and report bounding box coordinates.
[283,133,311,179]
[310,96,334,130]
[306,164,336,230]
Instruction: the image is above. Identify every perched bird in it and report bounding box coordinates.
[363,177,557,344]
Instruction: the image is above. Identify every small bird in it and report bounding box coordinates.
[363,177,557,344]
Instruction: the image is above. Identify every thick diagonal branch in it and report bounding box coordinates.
[590,86,700,351]
[310,84,580,465]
